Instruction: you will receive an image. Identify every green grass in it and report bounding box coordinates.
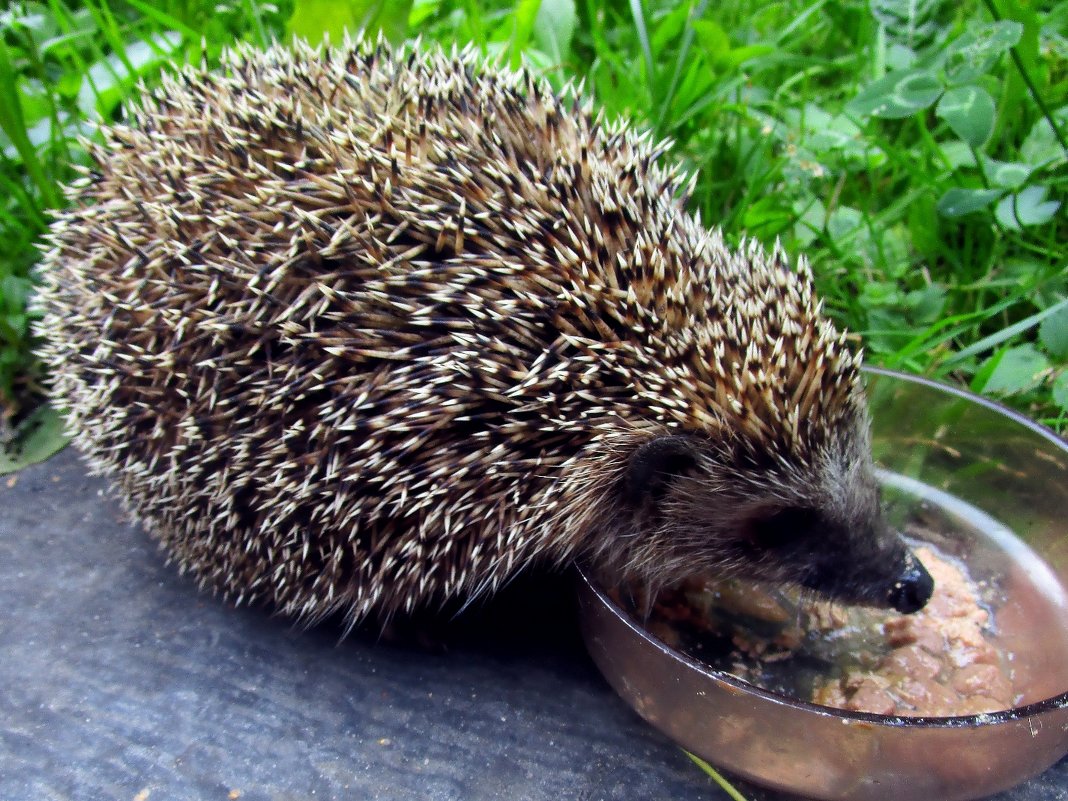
[1,0,1066,455]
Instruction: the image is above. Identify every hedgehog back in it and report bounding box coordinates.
[39,42,860,623]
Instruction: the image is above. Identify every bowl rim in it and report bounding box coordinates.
[863,366,1066,450]
[582,367,1068,730]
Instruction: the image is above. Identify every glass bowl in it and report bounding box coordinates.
[577,367,1068,801]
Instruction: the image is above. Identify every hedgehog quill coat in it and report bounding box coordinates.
[39,41,933,625]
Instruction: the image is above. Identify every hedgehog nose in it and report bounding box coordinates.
[887,557,934,614]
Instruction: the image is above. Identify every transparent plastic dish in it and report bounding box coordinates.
[578,367,1068,801]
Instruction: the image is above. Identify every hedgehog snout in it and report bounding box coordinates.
[886,550,934,614]
[824,533,934,614]
[740,502,935,614]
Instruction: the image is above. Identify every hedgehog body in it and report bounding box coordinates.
[38,41,932,625]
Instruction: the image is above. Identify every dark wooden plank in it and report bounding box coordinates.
[1,448,1064,801]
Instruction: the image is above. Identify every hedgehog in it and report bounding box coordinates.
[37,39,933,628]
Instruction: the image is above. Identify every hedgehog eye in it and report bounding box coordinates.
[624,435,701,506]
[745,506,822,552]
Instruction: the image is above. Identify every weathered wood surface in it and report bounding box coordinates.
[2,448,1065,801]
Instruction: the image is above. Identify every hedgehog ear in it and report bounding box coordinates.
[625,435,701,506]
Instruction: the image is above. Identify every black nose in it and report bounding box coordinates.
[887,556,934,614]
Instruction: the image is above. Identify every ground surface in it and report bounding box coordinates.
[2,448,1067,801]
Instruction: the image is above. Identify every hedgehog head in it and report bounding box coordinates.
[569,235,932,614]
[610,409,933,614]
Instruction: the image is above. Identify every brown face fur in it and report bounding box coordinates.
[581,420,932,614]
[37,40,931,625]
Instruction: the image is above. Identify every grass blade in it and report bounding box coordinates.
[628,0,655,93]
[943,298,1068,366]
[685,752,751,801]
[0,42,61,209]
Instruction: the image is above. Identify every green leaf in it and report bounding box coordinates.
[936,187,1002,217]
[533,0,576,66]
[408,0,439,27]
[995,186,1061,230]
[505,0,540,68]
[3,313,25,340]
[692,19,730,66]
[870,0,941,49]
[944,21,1023,84]
[741,196,794,237]
[939,141,976,169]
[287,0,411,45]
[1039,305,1068,360]
[1,273,30,312]
[0,404,70,475]
[365,0,413,43]
[792,197,826,246]
[287,0,359,43]
[886,42,917,71]
[848,69,942,119]
[721,43,775,68]
[0,315,22,346]
[975,344,1049,395]
[903,285,946,325]
[1020,105,1068,167]
[985,159,1032,189]
[650,3,690,51]
[827,206,863,242]
[859,280,903,309]
[1053,373,1068,413]
[936,85,995,147]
